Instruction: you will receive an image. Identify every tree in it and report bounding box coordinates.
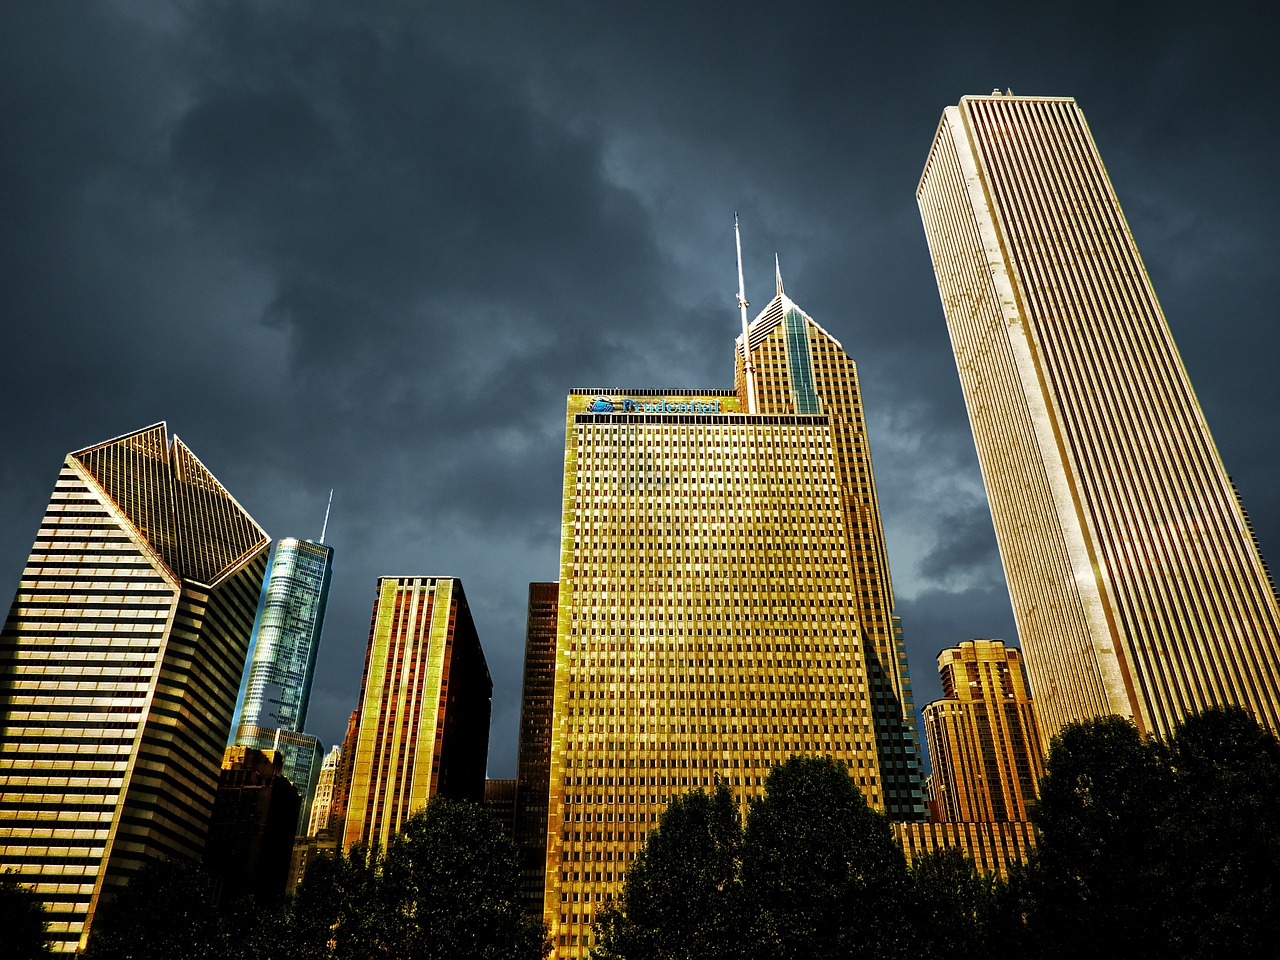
[593,784,743,960]
[740,756,912,960]
[81,859,227,960]
[906,848,999,960]
[0,870,51,960]
[282,842,389,960]
[1157,707,1280,958]
[1018,708,1280,960]
[380,797,548,960]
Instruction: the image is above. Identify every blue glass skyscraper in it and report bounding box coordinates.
[235,536,334,831]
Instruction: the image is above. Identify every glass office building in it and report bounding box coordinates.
[235,537,333,828]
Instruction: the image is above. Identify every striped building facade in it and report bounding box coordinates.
[0,424,269,951]
[917,94,1280,742]
[923,639,1043,822]
[341,576,491,852]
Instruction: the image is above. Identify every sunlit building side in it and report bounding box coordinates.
[923,639,1043,822]
[341,576,491,852]
[917,94,1280,742]
[0,424,269,952]
[543,389,885,958]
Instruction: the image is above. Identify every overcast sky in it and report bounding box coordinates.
[3,1,1276,777]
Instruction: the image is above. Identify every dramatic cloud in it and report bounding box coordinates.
[2,0,1276,773]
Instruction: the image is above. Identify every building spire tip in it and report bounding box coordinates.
[775,253,785,297]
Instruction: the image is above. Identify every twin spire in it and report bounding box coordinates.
[734,214,786,415]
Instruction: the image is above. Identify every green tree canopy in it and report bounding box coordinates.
[286,798,548,960]
[596,756,918,960]
[593,784,743,960]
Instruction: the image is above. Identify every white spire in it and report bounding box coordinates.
[775,253,785,297]
[320,489,333,544]
[735,213,758,415]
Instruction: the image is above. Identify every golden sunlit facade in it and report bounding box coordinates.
[917,94,1280,743]
[0,424,269,952]
[341,576,491,852]
[923,639,1043,822]
[895,819,1036,880]
[736,280,926,817]
[544,389,882,957]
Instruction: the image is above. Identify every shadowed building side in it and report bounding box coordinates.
[515,582,558,913]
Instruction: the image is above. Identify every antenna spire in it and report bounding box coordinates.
[735,213,758,415]
[320,489,333,544]
[775,253,785,297]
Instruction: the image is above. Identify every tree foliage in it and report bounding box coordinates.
[594,784,742,960]
[741,756,911,960]
[284,797,548,960]
[0,870,52,960]
[596,756,918,960]
[1018,707,1280,960]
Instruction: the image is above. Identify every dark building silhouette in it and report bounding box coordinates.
[205,746,301,904]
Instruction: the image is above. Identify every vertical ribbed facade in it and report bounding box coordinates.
[0,424,268,952]
[515,582,558,912]
[544,390,881,958]
[736,288,926,817]
[341,576,491,852]
[917,95,1280,742]
[235,536,333,831]
[923,639,1043,822]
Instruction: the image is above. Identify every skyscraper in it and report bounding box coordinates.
[341,576,491,851]
[0,424,269,952]
[235,535,334,829]
[923,639,1043,822]
[917,93,1280,742]
[543,387,888,957]
[515,582,558,911]
[736,271,926,817]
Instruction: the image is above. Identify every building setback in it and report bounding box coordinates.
[923,639,1043,822]
[341,576,491,852]
[543,387,886,958]
[917,94,1280,742]
[0,424,269,952]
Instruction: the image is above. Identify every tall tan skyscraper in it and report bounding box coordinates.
[543,388,887,958]
[341,576,491,852]
[917,94,1280,742]
[0,424,269,952]
[923,639,1043,822]
[736,274,925,817]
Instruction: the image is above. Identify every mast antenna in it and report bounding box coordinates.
[320,489,333,544]
[735,213,758,415]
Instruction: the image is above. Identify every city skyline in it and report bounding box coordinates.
[2,4,1277,776]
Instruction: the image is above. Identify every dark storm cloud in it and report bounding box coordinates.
[2,0,1277,776]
